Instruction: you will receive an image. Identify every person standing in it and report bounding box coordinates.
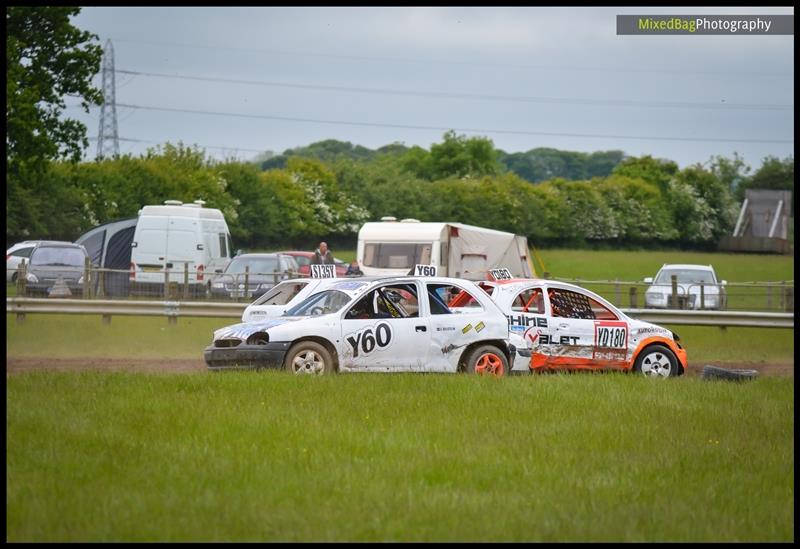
[311,241,334,265]
[345,260,363,277]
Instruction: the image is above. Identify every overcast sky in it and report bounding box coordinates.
[68,6,794,168]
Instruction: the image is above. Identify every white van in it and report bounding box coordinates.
[357,218,535,280]
[129,200,233,296]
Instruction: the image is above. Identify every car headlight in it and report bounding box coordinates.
[26,273,38,283]
[645,292,665,303]
[212,282,224,289]
[258,283,272,290]
[77,276,84,284]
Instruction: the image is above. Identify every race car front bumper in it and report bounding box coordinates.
[204,341,292,371]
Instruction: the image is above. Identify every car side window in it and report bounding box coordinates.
[12,247,34,258]
[427,283,485,314]
[511,288,545,314]
[588,296,618,320]
[345,283,419,320]
[547,288,597,320]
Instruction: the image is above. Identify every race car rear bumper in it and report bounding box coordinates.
[204,341,292,371]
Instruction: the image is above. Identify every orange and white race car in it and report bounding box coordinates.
[449,272,687,378]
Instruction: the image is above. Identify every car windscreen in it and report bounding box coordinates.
[226,257,278,274]
[30,247,86,267]
[655,269,715,284]
[284,290,352,316]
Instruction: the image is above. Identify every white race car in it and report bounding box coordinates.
[448,276,688,378]
[205,276,516,375]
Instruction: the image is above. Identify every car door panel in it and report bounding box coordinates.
[338,281,431,371]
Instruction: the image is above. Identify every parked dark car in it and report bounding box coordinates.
[23,241,90,297]
[209,253,299,299]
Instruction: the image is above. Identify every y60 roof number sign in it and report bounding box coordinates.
[489,268,513,280]
[414,264,438,277]
[310,264,337,279]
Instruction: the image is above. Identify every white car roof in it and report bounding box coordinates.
[658,264,714,271]
[306,275,485,298]
[487,278,625,317]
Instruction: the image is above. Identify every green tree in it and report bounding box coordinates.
[6,6,103,243]
[429,130,499,180]
[708,152,750,195]
[611,155,679,194]
[400,131,500,181]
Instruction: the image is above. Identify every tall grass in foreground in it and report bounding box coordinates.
[7,372,794,542]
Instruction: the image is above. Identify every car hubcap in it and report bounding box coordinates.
[292,350,324,375]
[475,353,504,377]
[640,352,672,377]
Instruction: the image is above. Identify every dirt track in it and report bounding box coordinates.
[5,357,794,377]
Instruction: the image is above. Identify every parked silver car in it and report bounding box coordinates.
[209,253,299,299]
[643,264,727,310]
[22,241,90,297]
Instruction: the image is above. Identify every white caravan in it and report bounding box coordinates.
[130,200,233,295]
[357,218,535,280]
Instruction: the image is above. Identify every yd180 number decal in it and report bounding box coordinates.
[595,325,627,349]
[346,322,392,358]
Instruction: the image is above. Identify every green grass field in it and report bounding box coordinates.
[6,247,794,541]
[534,248,793,283]
[6,372,793,542]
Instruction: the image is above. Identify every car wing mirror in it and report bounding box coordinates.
[643,277,653,284]
[721,280,727,285]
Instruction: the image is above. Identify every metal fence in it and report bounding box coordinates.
[6,262,795,313]
[551,277,794,313]
[8,261,306,302]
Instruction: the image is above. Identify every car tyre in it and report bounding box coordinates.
[461,345,509,377]
[701,365,758,382]
[634,344,681,378]
[284,341,335,375]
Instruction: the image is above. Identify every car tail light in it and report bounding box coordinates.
[197,264,204,281]
[129,262,136,280]
[6,255,10,261]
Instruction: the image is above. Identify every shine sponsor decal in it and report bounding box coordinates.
[475,321,486,333]
[462,323,473,334]
[507,314,548,329]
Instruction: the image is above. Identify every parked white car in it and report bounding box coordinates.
[643,264,727,310]
[448,276,688,377]
[205,276,515,375]
[6,241,45,282]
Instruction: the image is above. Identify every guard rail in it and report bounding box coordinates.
[6,297,794,328]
